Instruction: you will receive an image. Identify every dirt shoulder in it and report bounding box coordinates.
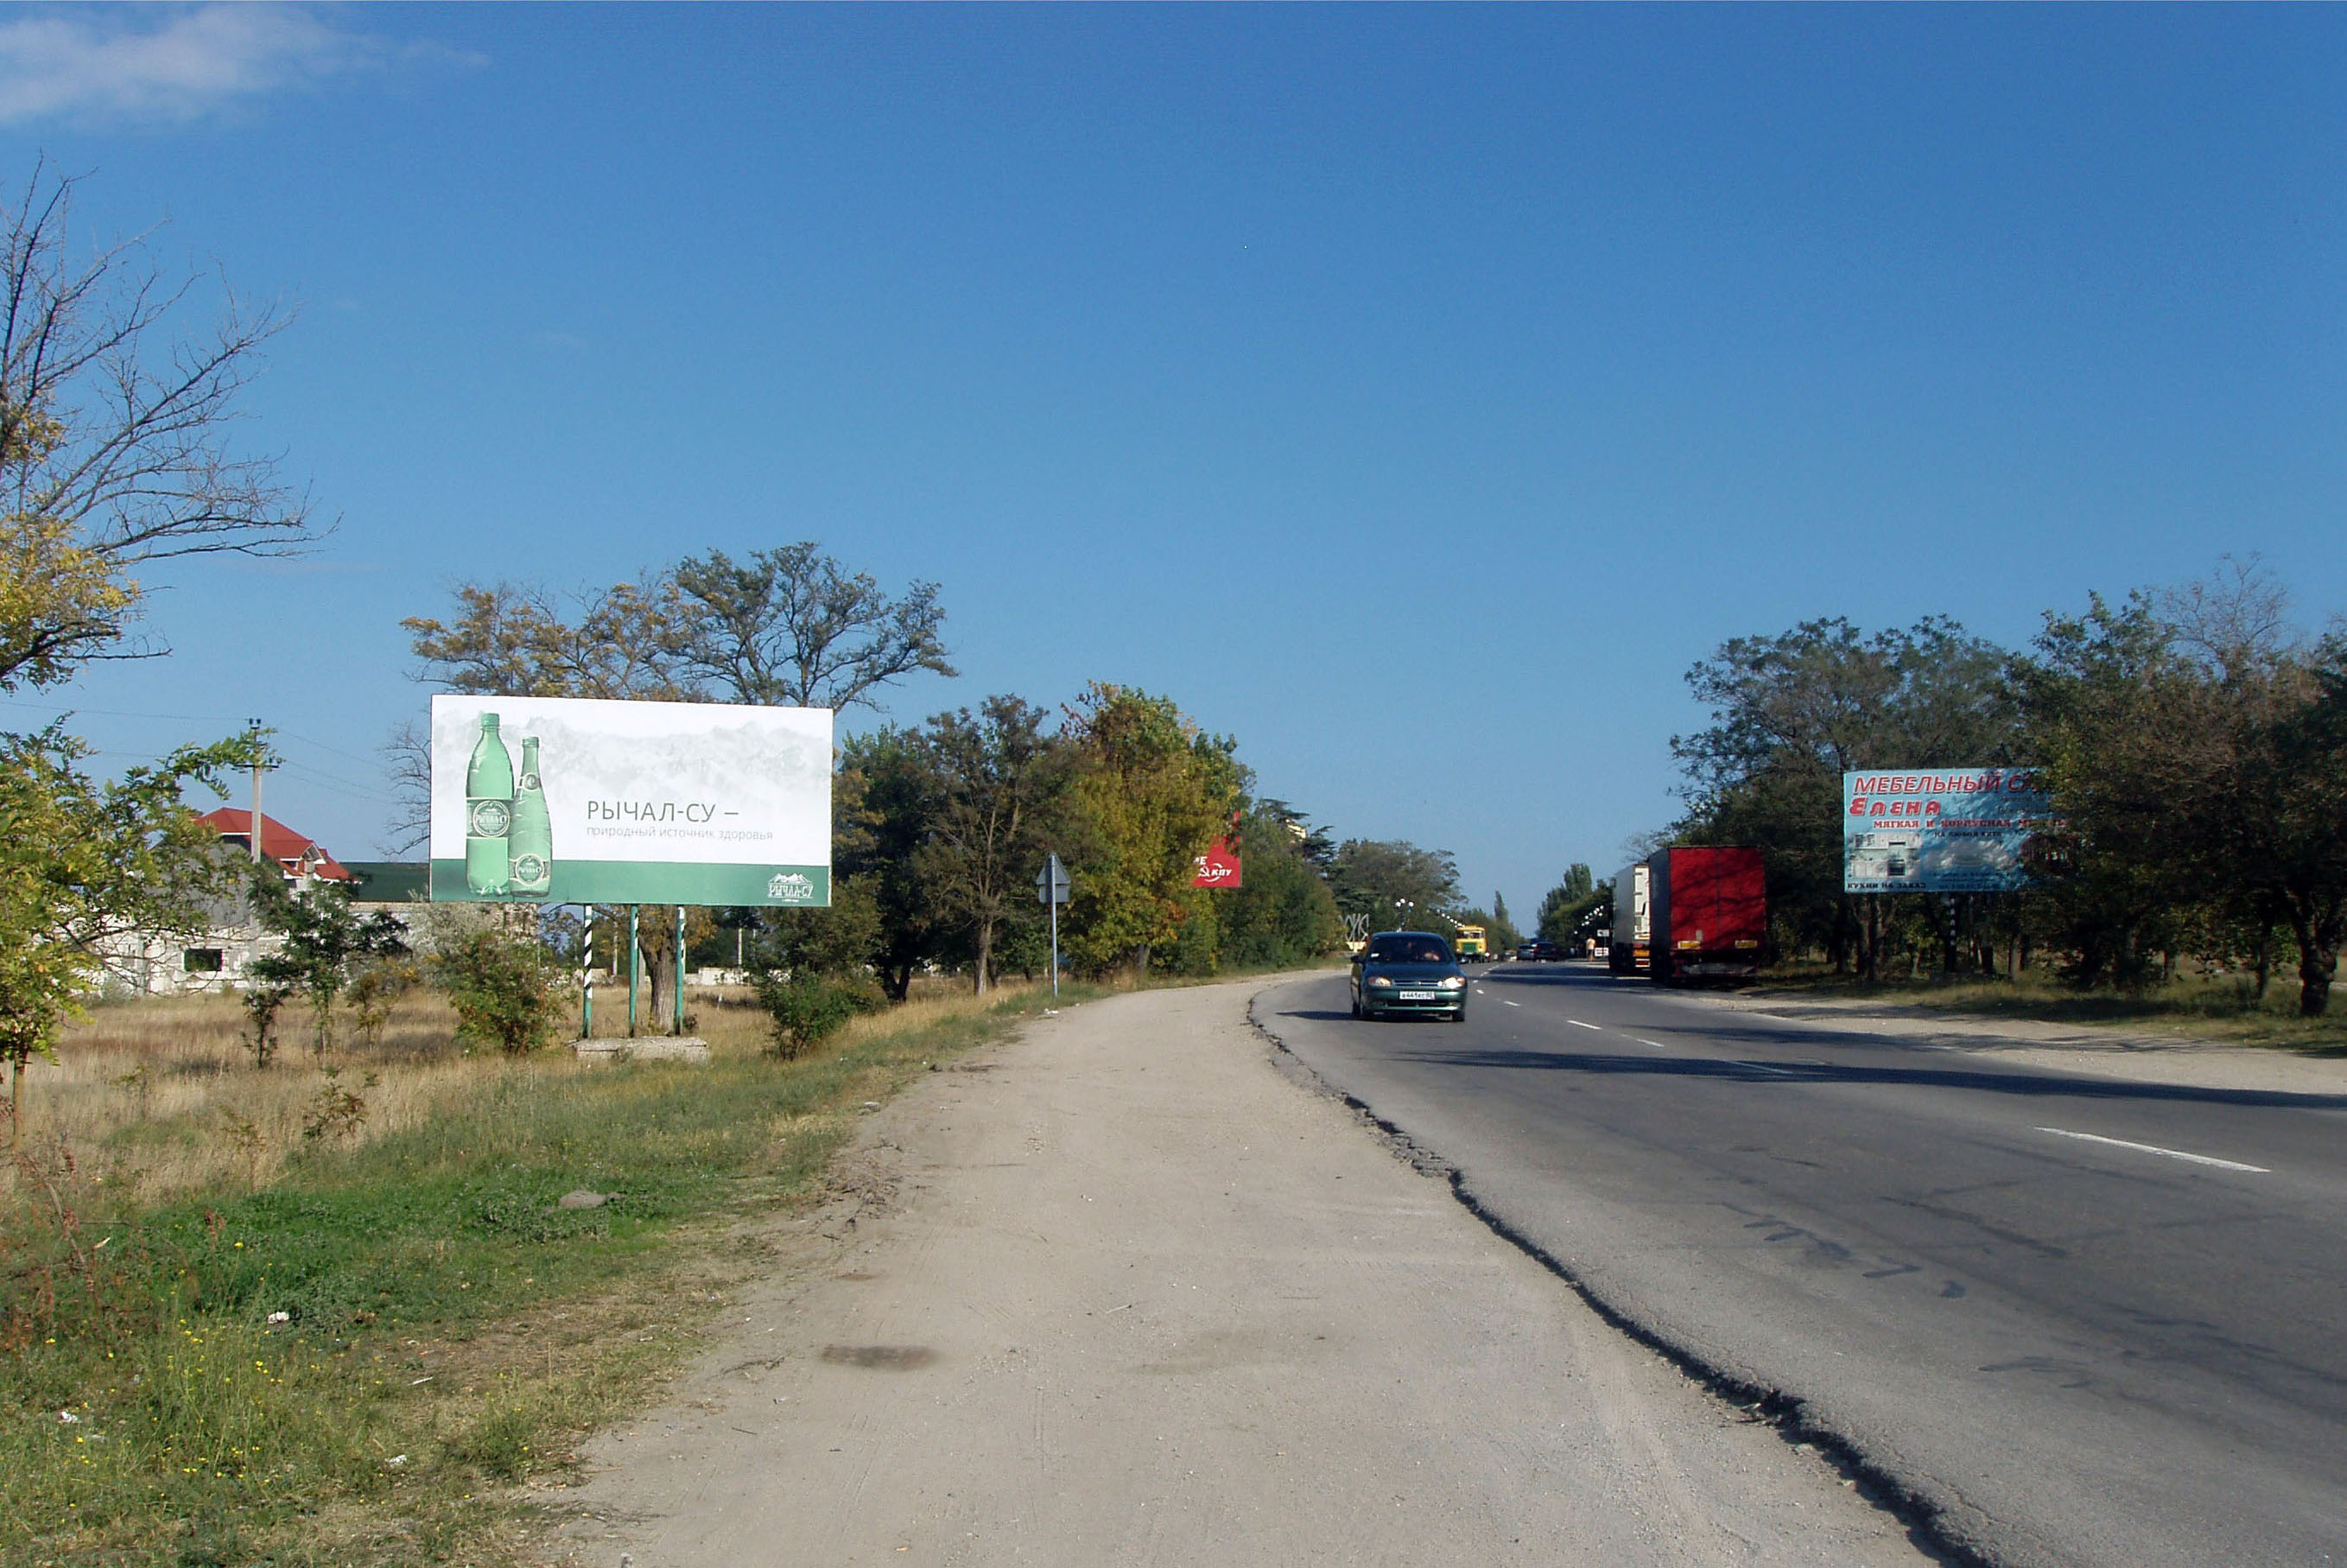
[551,979,1929,1566]
[1678,982,2347,1097]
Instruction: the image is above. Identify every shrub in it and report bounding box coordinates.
[241,981,294,1068]
[755,970,882,1058]
[430,925,565,1056]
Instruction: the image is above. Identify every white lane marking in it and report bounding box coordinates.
[1633,1038,1669,1050]
[1501,999,1521,1008]
[1734,1061,1798,1076]
[1567,1019,1602,1031]
[2036,1127,2268,1173]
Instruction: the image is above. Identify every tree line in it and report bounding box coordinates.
[0,159,1495,1084]
[398,554,1500,1022]
[1664,562,2347,1016]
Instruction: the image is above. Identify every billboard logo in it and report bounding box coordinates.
[767,871,817,903]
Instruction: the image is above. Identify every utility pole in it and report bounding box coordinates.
[247,719,266,863]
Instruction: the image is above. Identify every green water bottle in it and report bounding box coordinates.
[464,713,515,896]
[508,735,553,898]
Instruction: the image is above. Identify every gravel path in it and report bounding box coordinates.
[554,979,1931,1566]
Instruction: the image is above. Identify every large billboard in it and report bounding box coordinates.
[1843,769,2054,894]
[428,695,831,905]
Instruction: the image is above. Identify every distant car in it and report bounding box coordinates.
[1515,942,1540,962]
[1352,930,1468,1023]
[1533,939,1564,961]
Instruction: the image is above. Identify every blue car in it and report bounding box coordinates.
[1351,930,1468,1023]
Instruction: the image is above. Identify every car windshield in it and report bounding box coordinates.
[1367,936,1450,964]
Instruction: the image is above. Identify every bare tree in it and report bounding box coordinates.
[671,543,955,708]
[2159,554,2297,684]
[402,577,693,701]
[384,575,689,851]
[1,161,312,689]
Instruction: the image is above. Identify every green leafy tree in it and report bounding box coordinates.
[244,872,410,1060]
[1537,864,1606,947]
[1327,839,1460,930]
[834,728,949,1000]
[912,696,1072,993]
[2255,634,2347,1014]
[2015,593,2223,991]
[1486,893,1523,955]
[1673,617,2018,976]
[1215,802,1345,970]
[2017,566,2347,1013]
[755,875,885,987]
[1060,683,1242,975]
[0,726,257,1127]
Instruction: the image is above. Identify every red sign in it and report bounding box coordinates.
[1192,838,1242,888]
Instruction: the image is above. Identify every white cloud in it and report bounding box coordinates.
[0,5,479,126]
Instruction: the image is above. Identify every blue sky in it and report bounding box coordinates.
[5,4,2343,921]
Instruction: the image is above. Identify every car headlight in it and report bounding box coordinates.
[1367,975,1395,988]
[1439,975,1465,990]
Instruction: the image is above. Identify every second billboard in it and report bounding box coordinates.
[1843,769,2054,894]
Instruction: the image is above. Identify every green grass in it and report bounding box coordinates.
[1749,967,2347,1054]
[2,983,1094,1567]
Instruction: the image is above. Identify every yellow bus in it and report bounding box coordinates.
[1452,924,1487,962]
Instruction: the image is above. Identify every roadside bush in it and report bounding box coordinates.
[430,924,565,1056]
[755,970,883,1058]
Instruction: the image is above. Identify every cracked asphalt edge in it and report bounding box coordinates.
[1246,982,1996,1568]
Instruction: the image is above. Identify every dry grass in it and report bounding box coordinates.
[4,972,1094,1567]
[6,975,1087,1208]
[12,992,479,1202]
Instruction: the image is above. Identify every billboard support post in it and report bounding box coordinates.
[673,905,686,1037]
[582,913,594,1040]
[627,906,639,1038]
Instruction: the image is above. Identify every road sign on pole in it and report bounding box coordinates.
[1036,854,1069,1000]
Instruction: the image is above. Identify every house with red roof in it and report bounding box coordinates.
[104,810,385,995]
[193,809,356,886]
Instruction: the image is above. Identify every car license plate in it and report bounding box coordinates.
[1398,989,1439,1001]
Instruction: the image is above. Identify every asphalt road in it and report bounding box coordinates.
[1258,962,2347,1568]
[561,981,1926,1567]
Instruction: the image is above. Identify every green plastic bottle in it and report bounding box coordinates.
[508,735,552,898]
[464,713,515,896]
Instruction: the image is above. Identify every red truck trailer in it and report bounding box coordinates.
[1646,847,1766,984]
